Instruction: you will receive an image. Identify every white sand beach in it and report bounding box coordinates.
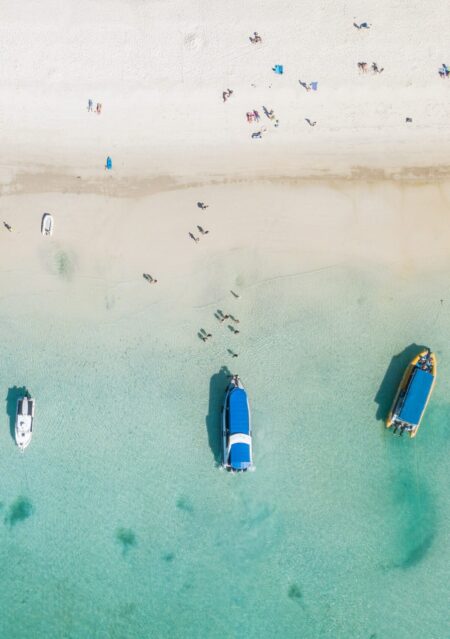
[1,0,450,184]
[2,0,450,317]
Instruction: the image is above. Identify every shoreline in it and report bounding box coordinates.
[4,164,450,201]
[2,179,450,327]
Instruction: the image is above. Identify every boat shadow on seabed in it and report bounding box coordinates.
[6,386,30,443]
[205,366,231,464]
[374,343,427,423]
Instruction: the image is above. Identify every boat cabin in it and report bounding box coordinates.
[395,367,434,430]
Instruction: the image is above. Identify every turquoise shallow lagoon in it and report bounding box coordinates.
[0,185,449,638]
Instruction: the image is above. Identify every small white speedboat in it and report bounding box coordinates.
[15,396,35,451]
[41,213,54,236]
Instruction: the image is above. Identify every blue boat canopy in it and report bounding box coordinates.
[398,368,433,425]
[230,442,251,470]
[228,388,250,435]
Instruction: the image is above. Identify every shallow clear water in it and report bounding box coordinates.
[0,199,449,638]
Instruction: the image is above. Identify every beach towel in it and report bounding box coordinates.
[273,65,283,75]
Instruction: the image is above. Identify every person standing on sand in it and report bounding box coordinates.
[87,99,93,112]
[96,103,102,114]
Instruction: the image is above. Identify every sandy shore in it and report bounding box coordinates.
[2,180,450,327]
[2,0,450,184]
[2,0,450,320]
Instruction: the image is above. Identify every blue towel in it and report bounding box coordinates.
[310,81,318,91]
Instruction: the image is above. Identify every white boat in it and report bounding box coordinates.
[41,213,54,236]
[15,396,35,451]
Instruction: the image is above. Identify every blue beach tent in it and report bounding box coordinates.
[398,368,433,425]
[273,65,284,74]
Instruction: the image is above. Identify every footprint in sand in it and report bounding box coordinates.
[184,31,204,51]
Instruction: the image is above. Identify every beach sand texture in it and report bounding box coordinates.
[1,0,450,180]
[1,2,450,638]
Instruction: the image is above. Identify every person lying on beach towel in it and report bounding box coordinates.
[299,80,319,91]
[249,32,262,43]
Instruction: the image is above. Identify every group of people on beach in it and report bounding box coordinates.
[189,226,209,243]
[357,62,384,74]
[87,99,102,114]
[199,308,241,355]
[235,22,395,140]
[246,110,260,123]
[185,202,242,357]
[246,105,279,138]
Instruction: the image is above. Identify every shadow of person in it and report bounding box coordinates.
[374,343,427,421]
[205,366,231,463]
[6,386,29,442]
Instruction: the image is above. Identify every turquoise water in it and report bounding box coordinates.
[0,200,449,638]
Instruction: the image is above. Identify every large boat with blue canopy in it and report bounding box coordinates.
[222,375,253,471]
[386,348,436,437]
